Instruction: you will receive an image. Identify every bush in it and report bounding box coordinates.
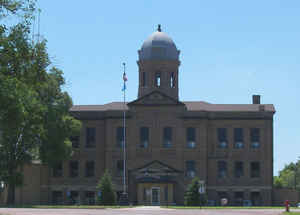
[184,177,207,206]
[96,170,116,205]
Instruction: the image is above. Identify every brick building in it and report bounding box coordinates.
[9,26,275,206]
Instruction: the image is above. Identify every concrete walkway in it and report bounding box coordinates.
[0,207,298,215]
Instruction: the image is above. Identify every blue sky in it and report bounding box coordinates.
[32,0,300,175]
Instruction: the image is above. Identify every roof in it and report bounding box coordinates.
[138,30,180,61]
[70,101,275,112]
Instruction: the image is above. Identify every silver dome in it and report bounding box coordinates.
[138,30,180,61]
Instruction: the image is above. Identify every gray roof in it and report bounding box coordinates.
[70,101,275,112]
[138,31,180,61]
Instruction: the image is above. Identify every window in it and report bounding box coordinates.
[234,128,244,148]
[142,72,146,87]
[85,191,95,205]
[140,127,149,148]
[52,191,63,205]
[86,127,96,148]
[163,127,172,148]
[251,192,262,206]
[85,161,95,177]
[250,162,260,178]
[170,72,175,88]
[250,128,260,148]
[71,136,79,148]
[155,72,161,87]
[143,188,147,202]
[165,186,168,201]
[186,160,196,178]
[53,162,63,177]
[218,161,227,178]
[234,161,244,178]
[117,160,124,176]
[187,127,196,148]
[69,161,79,178]
[116,127,125,147]
[234,192,244,206]
[217,128,227,148]
[69,191,79,205]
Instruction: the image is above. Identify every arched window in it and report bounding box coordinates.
[142,72,146,87]
[155,72,161,87]
[170,72,175,88]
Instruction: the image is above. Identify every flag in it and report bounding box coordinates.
[122,72,127,91]
[123,72,128,82]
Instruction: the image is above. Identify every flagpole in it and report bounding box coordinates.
[122,62,126,195]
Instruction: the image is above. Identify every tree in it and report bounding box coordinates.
[274,159,300,190]
[97,170,116,205]
[0,0,81,205]
[184,177,201,206]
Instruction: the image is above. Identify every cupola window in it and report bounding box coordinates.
[170,72,175,88]
[142,72,146,87]
[155,72,161,87]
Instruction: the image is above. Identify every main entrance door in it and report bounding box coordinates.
[151,187,160,205]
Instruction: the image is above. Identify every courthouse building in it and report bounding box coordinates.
[8,26,275,206]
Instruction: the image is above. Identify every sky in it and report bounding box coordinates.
[23,0,300,175]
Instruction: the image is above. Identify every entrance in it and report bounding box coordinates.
[151,187,160,205]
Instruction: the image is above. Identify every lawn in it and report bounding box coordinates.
[282,213,300,215]
[0,205,134,209]
[162,206,293,209]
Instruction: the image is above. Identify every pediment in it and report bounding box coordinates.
[132,160,181,177]
[128,91,185,106]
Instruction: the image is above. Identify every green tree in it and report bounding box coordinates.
[97,170,116,205]
[274,159,300,190]
[184,177,201,206]
[0,1,81,205]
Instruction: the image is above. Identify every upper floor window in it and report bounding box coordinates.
[186,127,196,148]
[186,160,196,178]
[69,161,79,178]
[234,161,244,178]
[53,162,63,177]
[218,160,227,178]
[163,127,172,148]
[250,128,260,148]
[250,162,260,178]
[116,127,125,148]
[140,127,149,148]
[86,127,96,148]
[117,160,124,176]
[170,72,175,88]
[71,136,79,148]
[85,161,95,177]
[217,128,228,148]
[234,128,244,149]
[142,72,146,87]
[155,72,161,87]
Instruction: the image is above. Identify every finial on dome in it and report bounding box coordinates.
[157,24,161,32]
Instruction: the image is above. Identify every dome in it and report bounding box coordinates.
[138,26,180,61]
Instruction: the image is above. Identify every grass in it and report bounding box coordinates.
[0,205,134,209]
[283,213,300,215]
[162,206,297,209]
